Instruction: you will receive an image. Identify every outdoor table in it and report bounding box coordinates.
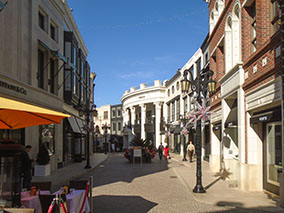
[53,189,90,213]
[21,194,42,213]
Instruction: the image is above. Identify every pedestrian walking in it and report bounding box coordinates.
[158,143,164,160]
[163,145,170,161]
[22,145,34,190]
[187,141,195,162]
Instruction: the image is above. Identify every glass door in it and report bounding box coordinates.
[264,122,282,195]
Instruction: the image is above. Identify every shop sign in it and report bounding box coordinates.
[0,80,27,95]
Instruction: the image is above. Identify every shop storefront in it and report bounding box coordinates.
[64,116,86,163]
[250,107,282,195]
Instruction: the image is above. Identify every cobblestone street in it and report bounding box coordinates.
[80,153,232,213]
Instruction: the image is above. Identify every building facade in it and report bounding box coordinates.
[0,0,95,171]
[121,80,166,149]
[110,104,123,136]
[208,0,283,196]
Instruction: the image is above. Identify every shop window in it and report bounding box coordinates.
[104,111,108,119]
[167,104,170,122]
[0,129,25,145]
[176,81,180,90]
[38,49,47,90]
[266,122,282,186]
[171,102,175,121]
[112,123,116,132]
[39,124,55,155]
[38,10,46,31]
[50,21,58,42]
[249,1,256,53]
[176,99,180,119]
[270,0,280,35]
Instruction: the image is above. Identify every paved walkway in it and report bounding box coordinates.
[170,153,284,212]
[32,153,109,192]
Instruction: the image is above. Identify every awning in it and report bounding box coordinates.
[67,117,81,134]
[76,118,86,134]
[250,109,281,124]
[224,107,238,128]
[213,123,221,131]
[0,96,70,129]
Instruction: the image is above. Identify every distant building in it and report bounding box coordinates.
[121,80,166,149]
[110,104,123,136]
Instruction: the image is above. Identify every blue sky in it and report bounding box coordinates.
[67,0,209,107]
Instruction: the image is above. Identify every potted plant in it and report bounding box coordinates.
[124,136,156,163]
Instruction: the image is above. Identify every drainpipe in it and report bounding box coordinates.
[280,0,284,207]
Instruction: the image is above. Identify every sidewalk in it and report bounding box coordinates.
[32,153,108,192]
[170,153,284,212]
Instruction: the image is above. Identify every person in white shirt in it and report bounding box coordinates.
[187,141,195,162]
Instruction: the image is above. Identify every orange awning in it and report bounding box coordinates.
[0,97,70,129]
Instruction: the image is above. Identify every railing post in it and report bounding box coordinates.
[89,176,94,212]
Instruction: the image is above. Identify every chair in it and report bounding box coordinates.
[4,208,35,213]
[69,180,88,190]
[38,194,66,213]
[30,181,52,191]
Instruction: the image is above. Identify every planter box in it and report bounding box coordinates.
[34,164,50,176]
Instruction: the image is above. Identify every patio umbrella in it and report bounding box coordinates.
[0,96,70,129]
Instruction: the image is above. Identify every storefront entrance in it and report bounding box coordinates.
[263,122,282,195]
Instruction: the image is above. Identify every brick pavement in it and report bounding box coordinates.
[32,153,108,192]
[170,152,284,212]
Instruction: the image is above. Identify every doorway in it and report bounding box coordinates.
[263,122,282,195]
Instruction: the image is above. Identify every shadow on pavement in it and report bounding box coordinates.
[93,195,158,213]
[87,153,169,188]
[210,201,284,212]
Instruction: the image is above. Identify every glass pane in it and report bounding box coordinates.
[267,124,281,186]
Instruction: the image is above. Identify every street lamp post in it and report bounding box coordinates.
[102,123,110,154]
[181,67,216,193]
[84,104,96,169]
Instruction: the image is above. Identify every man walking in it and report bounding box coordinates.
[22,145,34,190]
[158,143,164,160]
[187,141,195,162]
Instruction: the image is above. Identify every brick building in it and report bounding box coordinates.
[208,0,283,196]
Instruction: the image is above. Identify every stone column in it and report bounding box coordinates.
[140,104,146,140]
[130,107,135,133]
[154,102,162,149]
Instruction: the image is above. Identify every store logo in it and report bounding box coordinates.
[0,80,27,95]
[259,116,267,121]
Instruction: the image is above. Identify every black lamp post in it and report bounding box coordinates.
[179,114,188,161]
[181,67,216,193]
[84,104,96,169]
[102,123,110,154]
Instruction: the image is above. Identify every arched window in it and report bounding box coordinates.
[171,85,175,94]
[176,81,180,90]
[232,3,241,66]
[210,11,214,34]
[225,16,232,72]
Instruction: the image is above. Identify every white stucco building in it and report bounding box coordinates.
[121,80,166,149]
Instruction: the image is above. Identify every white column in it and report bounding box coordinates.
[140,104,146,140]
[131,107,135,133]
[154,102,162,148]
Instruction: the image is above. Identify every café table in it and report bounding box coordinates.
[53,189,90,213]
[21,194,42,213]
